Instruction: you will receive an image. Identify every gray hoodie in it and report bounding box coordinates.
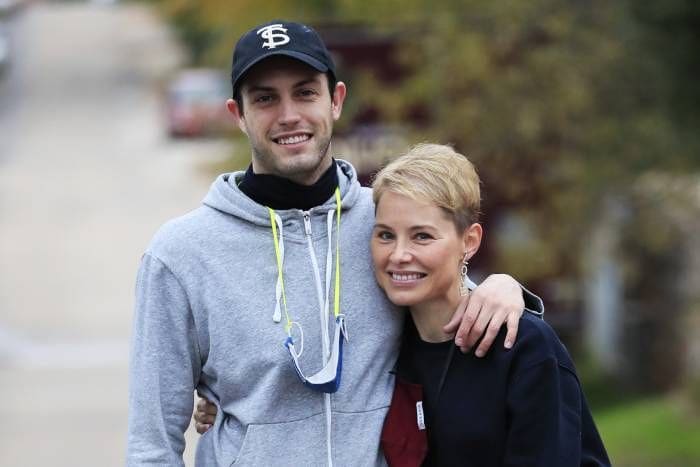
[127,160,402,466]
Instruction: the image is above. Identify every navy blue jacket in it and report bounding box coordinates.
[386,313,611,466]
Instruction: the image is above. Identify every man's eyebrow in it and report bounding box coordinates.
[245,77,320,94]
[293,78,321,88]
[246,85,276,94]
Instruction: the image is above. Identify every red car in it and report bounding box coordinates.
[166,68,233,138]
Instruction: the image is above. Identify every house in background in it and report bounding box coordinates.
[585,175,700,391]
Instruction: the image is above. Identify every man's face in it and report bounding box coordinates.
[227,56,346,186]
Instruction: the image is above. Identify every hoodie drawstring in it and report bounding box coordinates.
[271,212,284,324]
[268,187,343,360]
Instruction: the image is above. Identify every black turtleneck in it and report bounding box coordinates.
[238,160,339,211]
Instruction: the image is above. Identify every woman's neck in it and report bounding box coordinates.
[409,294,460,343]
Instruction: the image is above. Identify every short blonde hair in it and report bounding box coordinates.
[372,143,481,231]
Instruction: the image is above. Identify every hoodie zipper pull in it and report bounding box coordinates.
[303,212,312,236]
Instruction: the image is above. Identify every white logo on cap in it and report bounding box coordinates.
[257,24,290,49]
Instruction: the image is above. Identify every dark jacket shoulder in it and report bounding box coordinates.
[509,312,578,376]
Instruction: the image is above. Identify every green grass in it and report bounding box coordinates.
[594,397,700,467]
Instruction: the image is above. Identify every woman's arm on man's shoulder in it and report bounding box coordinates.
[444,274,544,356]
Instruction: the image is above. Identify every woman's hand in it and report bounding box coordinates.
[444,274,525,357]
[194,395,218,434]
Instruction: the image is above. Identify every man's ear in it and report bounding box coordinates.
[462,223,483,261]
[226,98,247,135]
[331,81,347,121]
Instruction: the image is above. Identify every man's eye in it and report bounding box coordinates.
[254,95,273,103]
[298,89,318,98]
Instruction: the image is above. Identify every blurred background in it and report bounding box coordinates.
[1,0,698,466]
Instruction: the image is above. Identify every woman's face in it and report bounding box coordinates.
[371,191,473,308]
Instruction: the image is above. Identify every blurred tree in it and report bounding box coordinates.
[630,1,700,133]
[147,0,335,65]
[360,0,699,281]
[148,0,700,392]
[362,0,700,393]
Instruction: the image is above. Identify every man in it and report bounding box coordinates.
[127,20,542,466]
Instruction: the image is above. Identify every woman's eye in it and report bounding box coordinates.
[377,231,394,240]
[415,232,434,241]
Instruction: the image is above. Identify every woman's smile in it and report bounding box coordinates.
[388,270,427,284]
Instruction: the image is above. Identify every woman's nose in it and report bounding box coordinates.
[389,243,412,264]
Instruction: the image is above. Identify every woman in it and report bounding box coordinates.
[373,143,609,466]
[196,143,609,466]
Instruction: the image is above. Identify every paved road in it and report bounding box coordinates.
[0,2,230,465]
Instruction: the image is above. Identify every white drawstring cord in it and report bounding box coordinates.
[274,209,338,359]
[289,321,305,358]
[272,213,285,323]
[322,210,335,346]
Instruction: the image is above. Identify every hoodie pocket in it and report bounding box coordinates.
[232,412,327,467]
[332,408,389,467]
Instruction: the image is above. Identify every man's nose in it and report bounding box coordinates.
[277,97,301,125]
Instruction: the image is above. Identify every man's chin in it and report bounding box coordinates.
[273,161,327,184]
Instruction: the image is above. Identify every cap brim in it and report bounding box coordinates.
[233,50,330,94]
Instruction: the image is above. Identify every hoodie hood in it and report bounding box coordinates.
[202,159,362,227]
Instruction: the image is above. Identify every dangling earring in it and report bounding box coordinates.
[459,252,470,296]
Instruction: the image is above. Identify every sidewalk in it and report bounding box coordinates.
[0,2,229,465]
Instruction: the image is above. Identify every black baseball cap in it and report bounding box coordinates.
[231,20,337,97]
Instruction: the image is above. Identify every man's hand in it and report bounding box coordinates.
[194,395,218,434]
[443,274,524,356]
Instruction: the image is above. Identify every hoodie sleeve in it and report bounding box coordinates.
[127,253,202,466]
[521,283,545,317]
[464,275,545,317]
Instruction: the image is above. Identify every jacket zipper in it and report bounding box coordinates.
[302,210,334,467]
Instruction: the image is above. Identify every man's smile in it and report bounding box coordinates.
[273,132,312,145]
